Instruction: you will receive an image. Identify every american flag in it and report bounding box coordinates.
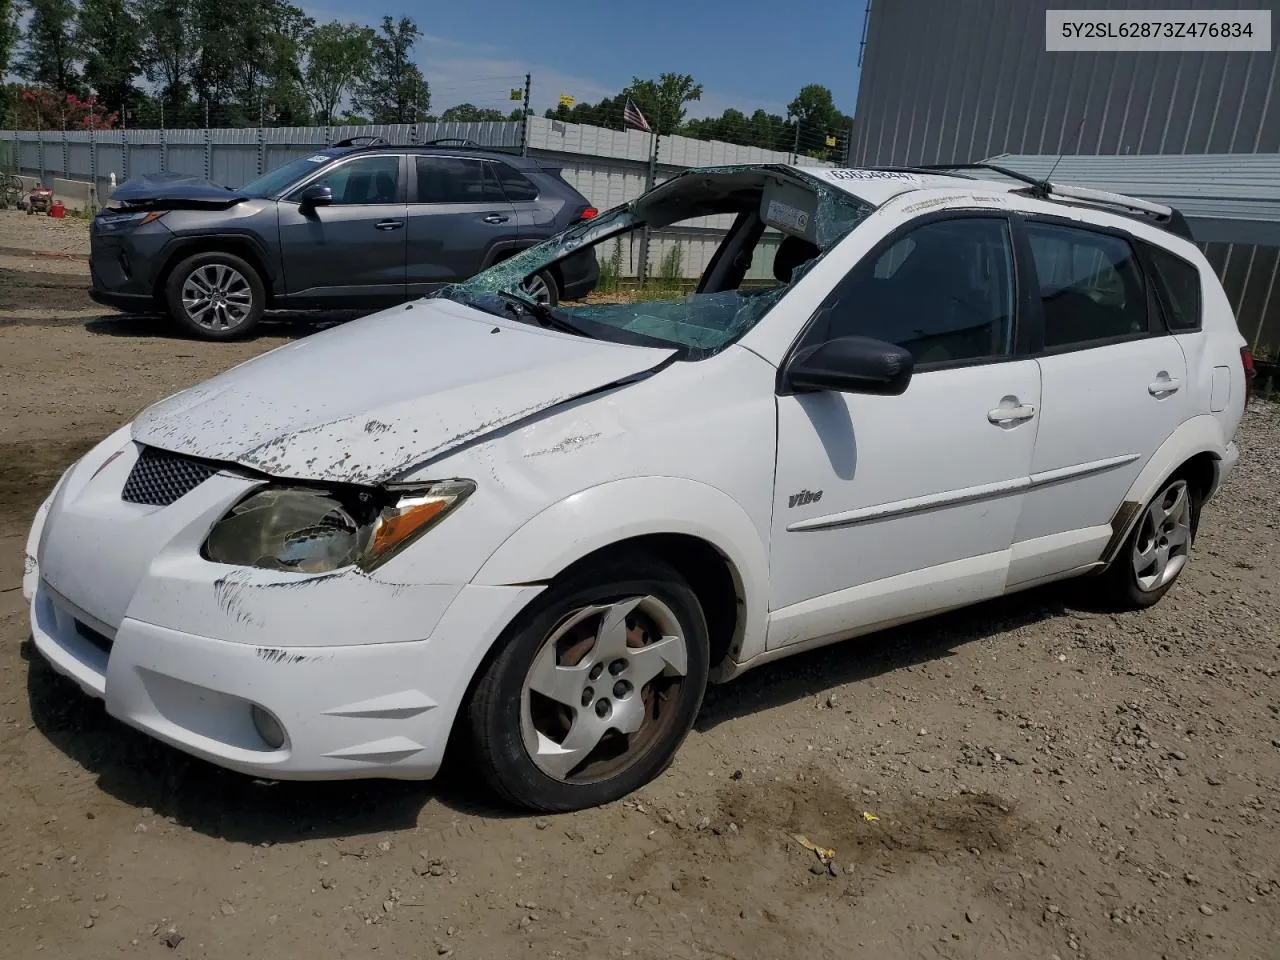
[623,97,651,133]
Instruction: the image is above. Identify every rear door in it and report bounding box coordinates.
[405,156,519,298]
[490,159,560,242]
[1008,217,1191,586]
[277,153,408,305]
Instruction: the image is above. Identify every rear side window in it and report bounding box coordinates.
[415,157,506,203]
[1026,223,1150,349]
[1143,243,1203,331]
[492,162,540,201]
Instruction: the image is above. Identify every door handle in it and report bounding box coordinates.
[987,402,1037,425]
[1148,377,1181,396]
[375,219,404,231]
[482,214,509,224]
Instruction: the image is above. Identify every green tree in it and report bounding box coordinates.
[303,20,374,126]
[138,0,196,116]
[16,0,82,93]
[0,0,19,125]
[353,16,430,124]
[626,72,702,135]
[786,83,851,156]
[78,0,143,114]
[439,102,505,123]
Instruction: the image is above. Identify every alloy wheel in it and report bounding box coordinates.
[521,272,554,306]
[181,263,254,332]
[1132,479,1193,592]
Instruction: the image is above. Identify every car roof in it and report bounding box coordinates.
[787,163,1194,241]
[319,142,542,168]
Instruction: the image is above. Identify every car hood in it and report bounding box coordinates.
[131,298,677,485]
[109,172,247,208]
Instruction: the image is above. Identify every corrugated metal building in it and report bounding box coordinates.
[850,0,1280,356]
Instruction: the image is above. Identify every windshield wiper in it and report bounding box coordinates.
[493,290,589,337]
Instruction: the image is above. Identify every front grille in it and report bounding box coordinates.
[122,446,217,507]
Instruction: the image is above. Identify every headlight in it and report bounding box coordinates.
[202,480,475,574]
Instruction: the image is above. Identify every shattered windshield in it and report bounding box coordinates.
[436,165,874,359]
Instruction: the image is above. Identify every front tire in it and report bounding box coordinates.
[521,268,560,307]
[1100,475,1200,610]
[164,251,265,340]
[465,553,710,812]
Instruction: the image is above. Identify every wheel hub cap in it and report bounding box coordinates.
[520,596,688,783]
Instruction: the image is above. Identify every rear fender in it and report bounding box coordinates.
[1100,415,1226,566]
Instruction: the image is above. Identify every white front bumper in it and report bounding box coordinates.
[29,574,540,780]
[24,437,543,781]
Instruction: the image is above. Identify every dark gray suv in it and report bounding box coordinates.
[89,138,601,339]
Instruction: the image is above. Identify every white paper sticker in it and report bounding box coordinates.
[305,155,329,163]
[766,199,810,234]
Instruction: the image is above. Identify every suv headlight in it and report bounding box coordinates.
[202,480,475,574]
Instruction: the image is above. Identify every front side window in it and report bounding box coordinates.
[302,155,401,205]
[416,157,506,203]
[434,166,874,358]
[812,217,1017,366]
[1026,223,1150,349]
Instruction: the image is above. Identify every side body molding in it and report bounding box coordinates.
[472,476,771,671]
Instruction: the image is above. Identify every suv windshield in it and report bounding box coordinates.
[436,165,873,358]
[238,153,340,198]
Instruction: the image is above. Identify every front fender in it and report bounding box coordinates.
[473,476,771,665]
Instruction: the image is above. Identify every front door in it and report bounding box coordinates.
[405,156,520,298]
[278,153,408,306]
[1008,218,1191,586]
[768,214,1040,650]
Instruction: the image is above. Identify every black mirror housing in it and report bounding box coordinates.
[299,183,333,207]
[784,336,914,396]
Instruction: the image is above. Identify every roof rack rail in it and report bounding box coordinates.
[332,135,390,148]
[920,162,1193,241]
[424,137,481,147]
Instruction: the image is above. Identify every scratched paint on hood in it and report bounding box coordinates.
[132,298,676,485]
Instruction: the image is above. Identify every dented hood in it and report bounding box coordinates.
[109,171,246,208]
[132,298,676,484]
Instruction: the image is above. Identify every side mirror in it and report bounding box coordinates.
[783,335,914,396]
[298,183,333,207]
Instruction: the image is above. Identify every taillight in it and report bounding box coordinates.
[576,206,598,222]
[1241,346,1256,405]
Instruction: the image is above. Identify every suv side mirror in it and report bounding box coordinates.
[298,183,333,207]
[783,336,914,396]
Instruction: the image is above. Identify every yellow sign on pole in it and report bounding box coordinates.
[510,88,523,101]
[826,135,837,147]
[558,94,575,108]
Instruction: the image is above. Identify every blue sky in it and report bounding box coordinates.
[305,0,868,119]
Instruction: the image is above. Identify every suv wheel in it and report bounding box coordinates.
[465,553,709,812]
[1101,475,1200,610]
[521,269,560,307]
[165,251,265,340]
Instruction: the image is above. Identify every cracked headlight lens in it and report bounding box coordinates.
[203,480,475,574]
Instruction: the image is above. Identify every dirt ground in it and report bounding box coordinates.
[0,209,1277,960]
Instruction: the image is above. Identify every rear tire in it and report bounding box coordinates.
[164,251,265,340]
[521,269,560,307]
[1099,475,1201,610]
[465,552,709,812]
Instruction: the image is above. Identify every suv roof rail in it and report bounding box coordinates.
[424,137,481,147]
[919,161,1194,241]
[332,135,390,148]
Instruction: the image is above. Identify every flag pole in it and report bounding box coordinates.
[638,103,660,288]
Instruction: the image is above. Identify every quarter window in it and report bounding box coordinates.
[1026,223,1150,349]
[305,155,400,205]
[1143,242,1203,331]
[818,217,1017,366]
[492,162,540,201]
[415,157,506,203]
